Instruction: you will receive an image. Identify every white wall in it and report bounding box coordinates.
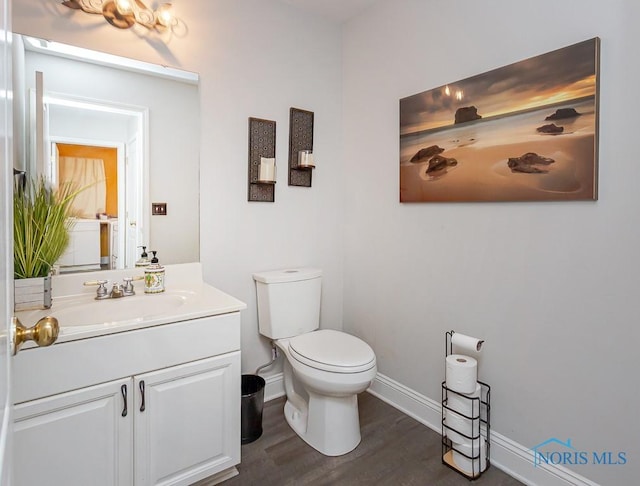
[342,1,640,485]
[12,0,344,375]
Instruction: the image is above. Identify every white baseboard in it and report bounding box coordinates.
[263,372,285,402]
[263,371,598,485]
[368,373,600,486]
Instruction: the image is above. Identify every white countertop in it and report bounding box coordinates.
[16,262,246,346]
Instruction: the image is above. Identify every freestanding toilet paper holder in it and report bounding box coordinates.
[441,330,491,480]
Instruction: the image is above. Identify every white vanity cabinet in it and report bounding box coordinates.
[134,354,240,486]
[14,378,133,486]
[12,310,242,486]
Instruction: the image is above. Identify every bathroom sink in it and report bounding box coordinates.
[60,292,188,324]
[17,290,196,336]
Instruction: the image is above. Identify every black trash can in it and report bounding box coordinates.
[241,374,265,444]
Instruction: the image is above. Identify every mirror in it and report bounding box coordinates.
[12,34,200,273]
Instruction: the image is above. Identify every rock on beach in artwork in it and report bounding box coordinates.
[454,106,482,124]
[545,107,581,120]
[409,145,457,174]
[507,152,555,174]
[536,123,564,134]
[410,145,445,162]
[426,154,458,174]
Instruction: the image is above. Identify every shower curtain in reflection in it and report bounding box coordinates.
[58,156,106,218]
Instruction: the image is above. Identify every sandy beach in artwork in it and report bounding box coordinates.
[399,99,597,202]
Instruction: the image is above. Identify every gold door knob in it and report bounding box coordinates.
[12,316,59,355]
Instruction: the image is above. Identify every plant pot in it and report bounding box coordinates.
[14,276,52,311]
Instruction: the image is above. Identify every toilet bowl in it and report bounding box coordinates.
[252,268,377,456]
[276,329,377,456]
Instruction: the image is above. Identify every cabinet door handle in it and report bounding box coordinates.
[139,380,146,412]
[121,384,128,417]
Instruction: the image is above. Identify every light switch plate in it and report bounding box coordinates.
[152,203,167,215]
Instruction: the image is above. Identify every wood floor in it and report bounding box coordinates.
[211,392,524,486]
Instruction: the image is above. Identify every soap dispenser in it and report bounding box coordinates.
[135,246,150,267]
[144,251,165,293]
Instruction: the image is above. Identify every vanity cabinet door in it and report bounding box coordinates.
[13,378,133,486]
[133,351,240,486]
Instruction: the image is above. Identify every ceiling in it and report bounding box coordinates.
[278,0,379,23]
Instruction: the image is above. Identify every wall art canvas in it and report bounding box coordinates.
[399,38,600,202]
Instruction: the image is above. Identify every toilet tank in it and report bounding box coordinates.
[253,268,322,339]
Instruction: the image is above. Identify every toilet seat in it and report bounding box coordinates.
[288,329,376,373]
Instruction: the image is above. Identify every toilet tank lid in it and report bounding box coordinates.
[253,268,322,284]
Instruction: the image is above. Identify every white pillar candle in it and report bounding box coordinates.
[298,150,315,168]
[259,157,276,182]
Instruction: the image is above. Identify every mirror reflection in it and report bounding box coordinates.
[13,34,200,273]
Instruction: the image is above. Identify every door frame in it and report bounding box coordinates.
[51,137,128,268]
[1,0,14,482]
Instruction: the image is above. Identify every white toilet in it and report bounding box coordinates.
[253,268,377,456]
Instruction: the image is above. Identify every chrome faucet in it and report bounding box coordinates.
[87,280,110,300]
[109,283,124,299]
[122,277,135,296]
[84,277,140,300]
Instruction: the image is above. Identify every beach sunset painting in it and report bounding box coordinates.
[399,38,600,202]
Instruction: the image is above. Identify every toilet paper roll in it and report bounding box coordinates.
[446,383,481,417]
[451,332,484,353]
[445,354,478,394]
[452,439,488,476]
[444,409,480,444]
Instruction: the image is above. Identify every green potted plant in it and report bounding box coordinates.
[13,177,80,311]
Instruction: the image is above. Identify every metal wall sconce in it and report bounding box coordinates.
[288,107,315,187]
[248,117,276,202]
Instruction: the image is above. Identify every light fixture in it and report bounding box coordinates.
[62,0,179,31]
